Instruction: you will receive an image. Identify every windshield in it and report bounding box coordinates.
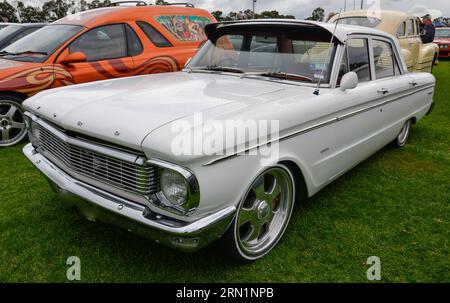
[188,30,337,84]
[0,25,23,40]
[334,17,381,28]
[436,29,450,38]
[2,24,83,62]
[0,25,9,30]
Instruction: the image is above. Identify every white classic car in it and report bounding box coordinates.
[22,20,436,261]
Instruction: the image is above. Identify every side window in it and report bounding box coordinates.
[373,40,396,79]
[397,22,406,37]
[415,19,421,36]
[69,24,128,61]
[125,24,143,56]
[347,38,371,82]
[407,19,415,36]
[137,21,172,47]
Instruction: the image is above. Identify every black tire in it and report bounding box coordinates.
[221,164,296,262]
[392,120,412,148]
[0,94,28,147]
[431,54,438,73]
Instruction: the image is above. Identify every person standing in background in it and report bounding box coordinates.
[421,14,436,44]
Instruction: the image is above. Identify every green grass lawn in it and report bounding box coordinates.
[0,63,449,283]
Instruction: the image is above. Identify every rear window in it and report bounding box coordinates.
[154,15,211,42]
[137,21,172,47]
[335,17,381,28]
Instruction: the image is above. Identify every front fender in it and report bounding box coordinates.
[416,43,439,72]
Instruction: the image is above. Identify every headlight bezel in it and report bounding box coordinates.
[148,159,200,215]
[24,112,41,147]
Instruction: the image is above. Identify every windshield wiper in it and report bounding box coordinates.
[241,71,314,83]
[188,65,245,74]
[6,50,48,57]
[0,51,14,56]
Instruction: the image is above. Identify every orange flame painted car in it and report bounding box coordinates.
[0,4,215,146]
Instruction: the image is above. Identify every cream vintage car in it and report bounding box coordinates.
[22,20,436,261]
[329,10,439,72]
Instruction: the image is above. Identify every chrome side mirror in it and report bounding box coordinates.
[340,71,359,91]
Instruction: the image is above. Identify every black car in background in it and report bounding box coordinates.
[0,23,46,50]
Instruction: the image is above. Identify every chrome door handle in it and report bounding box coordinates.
[377,88,389,95]
[409,81,418,87]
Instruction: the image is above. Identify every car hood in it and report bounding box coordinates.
[0,58,53,91]
[23,72,299,151]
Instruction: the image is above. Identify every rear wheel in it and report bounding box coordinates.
[393,120,412,148]
[223,165,295,262]
[0,94,27,147]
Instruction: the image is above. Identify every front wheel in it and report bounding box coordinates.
[222,165,295,262]
[0,95,27,147]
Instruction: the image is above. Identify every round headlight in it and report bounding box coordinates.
[160,169,188,206]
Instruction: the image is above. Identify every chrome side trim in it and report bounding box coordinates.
[204,83,435,166]
[24,112,141,164]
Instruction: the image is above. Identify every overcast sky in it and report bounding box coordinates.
[15,0,450,18]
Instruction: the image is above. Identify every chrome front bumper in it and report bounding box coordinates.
[23,144,236,252]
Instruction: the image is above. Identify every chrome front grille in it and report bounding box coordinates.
[37,124,158,196]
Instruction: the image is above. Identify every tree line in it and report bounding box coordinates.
[0,0,327,23]
[0,0,111,23]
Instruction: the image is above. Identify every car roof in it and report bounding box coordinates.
[206,19,394,44]
[0,23,46,27]
[328,10,420,36]
[52,6,212,29]
[20,23,47,27]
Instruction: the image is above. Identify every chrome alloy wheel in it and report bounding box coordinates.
[234,165,295,260]
[396,120,411,147]
[0,100,27,147]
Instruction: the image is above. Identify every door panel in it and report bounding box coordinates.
[309,83,388,184]
[406,19,420,69]
[306,37,412,185]
[54,24,136,87]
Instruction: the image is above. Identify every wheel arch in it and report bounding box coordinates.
[278,160,309,203]
[0,91,28,102]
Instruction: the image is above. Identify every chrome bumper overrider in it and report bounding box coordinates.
[23,144,236,252]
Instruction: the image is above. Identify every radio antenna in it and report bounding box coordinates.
[313,9,342,96]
